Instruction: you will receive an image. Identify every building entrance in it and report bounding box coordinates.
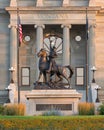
[70,25,87,90]
[18,24,87,90]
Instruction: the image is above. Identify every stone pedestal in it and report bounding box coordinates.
[25,89,82,116]
[90,83,101,103]
[94,102,102,115]
[6,83,16,103]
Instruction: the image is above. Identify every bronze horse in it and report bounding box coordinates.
[37,48,73,88]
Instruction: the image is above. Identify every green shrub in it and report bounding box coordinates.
[3,103,25,116]
[0,105,5,115]
[3,105,16,115]
[98,103,104,115]
[42,110,63,116]
[78,102,95,115]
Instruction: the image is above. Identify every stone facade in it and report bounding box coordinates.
[0,0,104,103]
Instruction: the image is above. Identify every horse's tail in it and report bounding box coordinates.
[65,65,74,79]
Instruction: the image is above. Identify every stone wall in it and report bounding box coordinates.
[96,0,104,7]
[18,0,36,7]
[10,0,89,7]
[0,0,10,8]
[96,17,104,87]
[95,11,104,101]
[0,12,10,89]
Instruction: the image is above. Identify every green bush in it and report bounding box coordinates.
[42,110,63,116]
[78,102,95,115]
[3,104,25,116]
[3,105,16,115]
[0,105,5,115]
[98,103,104,115]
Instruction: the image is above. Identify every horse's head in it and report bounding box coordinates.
[37,48,47,57]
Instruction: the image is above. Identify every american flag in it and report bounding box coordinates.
[18,15,23,45]
[86,8,89,40]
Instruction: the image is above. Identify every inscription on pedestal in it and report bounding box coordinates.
[36,104,72,111]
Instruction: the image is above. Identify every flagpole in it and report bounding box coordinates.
[17,1,20,103]
[85,8,88,102]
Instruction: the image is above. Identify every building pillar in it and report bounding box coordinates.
[34,24,45,81]
[36,0,43,6]
[61,24,71,66]
[88,23,96,83]
[10,0,17,6]
[89,0,96,6]
[9,24,18,85]
[63,0,70,6]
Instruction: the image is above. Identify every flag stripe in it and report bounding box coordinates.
[18,15,23,44]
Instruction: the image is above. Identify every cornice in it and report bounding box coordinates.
[6,6,101,13]
[98,8,104,15]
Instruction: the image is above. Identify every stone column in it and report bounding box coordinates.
[89,0,96,6]
[36,0,43,6]
[34,25,45,81]
[61,24,71,66]
[9,24,18,85]
[10,0,17,6]
[63,0,70,6]
[88,23,96,83]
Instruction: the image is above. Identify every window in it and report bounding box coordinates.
[21,67,30,86]
[75,67,84,86]
[43,35,63,54]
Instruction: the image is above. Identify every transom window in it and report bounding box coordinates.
[43,35,63,55]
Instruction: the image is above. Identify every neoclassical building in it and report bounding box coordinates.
[0,0,104,103]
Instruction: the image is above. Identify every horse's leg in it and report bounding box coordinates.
[37,71,42,82]
[43,71,47,83]
[55,73,63,83]
[47,72,55,88]
[63,76,70,88]
[62,74,70,88]
[67,65,74,78]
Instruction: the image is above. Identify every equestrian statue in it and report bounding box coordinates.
[35,40,74,89]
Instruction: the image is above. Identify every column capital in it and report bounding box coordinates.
[89,24,96,29]
[61,24,71,29]
[34,24,45,29]
[8,24,17,29]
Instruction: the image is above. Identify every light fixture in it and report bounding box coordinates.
[75,35,81,42]
[95,85,101,102]
[24,35,31,42]
[9,67,15,83]
[50,36,55,48]
[91,66,97,83]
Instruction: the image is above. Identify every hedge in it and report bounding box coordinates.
[0,116,104,130]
